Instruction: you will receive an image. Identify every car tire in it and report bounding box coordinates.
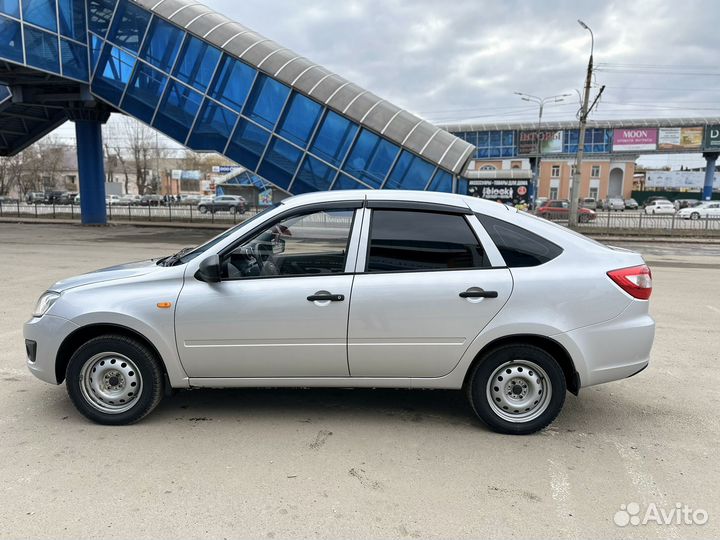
[691,212,700,220]
[199,205,207,214]
[466,344,566,435]
[65,335,165,425]
[229,206,238,215]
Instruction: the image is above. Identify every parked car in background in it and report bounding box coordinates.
[534,197,548,209]
[73,194,81,205]
[536,199,597,223]
[644,200,675,215]
[58,192,78,205]
[44,191,66,204]
[24,190,655,434]
[677,201,720,220]
[139,195,163,206]
[581,197,598,210]
[605,198,625,211]
[642,196,671,209]
[26,192,45,204]
[673,199,702,210]
[198,195,246,215]
[106,195,122,206]
[118,194,141,206]
[625,198,639,210]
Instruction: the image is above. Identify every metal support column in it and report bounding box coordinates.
[702,152,718,201]
[75,119,107,225]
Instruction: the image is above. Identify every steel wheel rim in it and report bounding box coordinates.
[79,352,143,414]
[486,360,552,423]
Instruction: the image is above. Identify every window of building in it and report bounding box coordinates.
[0,0,20,17]
[427,170,453,192]
[549,187,559,199]
[563,128,612,154]
[243,73,290,130]
[258,137,302,190]
[223,209,354,279]
[58,0,85,41]
[226,119,271,170]
[367,210,488,273]
[343,129,399,188]
[91,44,136,104]
[60,38,88,81]
[0,15,24,63]
[152,79,202,143]
[292,156,337,194]
[589,187,599,200]
[173,35,221,93]
[591,165,600,178]
[88,0,115,36]
[310,110,358,167]
[23,25,59,73]
[106,0,150,54]
[475,130,516,158]
[476,214,563,268]
[276,91,322,148]
[187,98,238,153]
[551,165,560,178]
[22,0,57,32]
[140,17,184,73]
[480,165,496,171]
[121,61,168,123]
[384,151,435,190]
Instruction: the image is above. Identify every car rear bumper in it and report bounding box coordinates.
[552,301,655,388]
[23,314,79,385]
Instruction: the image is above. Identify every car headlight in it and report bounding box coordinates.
[32,291,60,317]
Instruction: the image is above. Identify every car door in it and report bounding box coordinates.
[174,203,362,378]
[708,203,720,218]
[347,204,513,378]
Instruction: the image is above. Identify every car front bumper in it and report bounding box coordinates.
[23,314,79,385]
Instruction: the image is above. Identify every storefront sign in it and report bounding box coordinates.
[468,179,532,202]
[518,131,564,155]
[704,125,720,150]
[612,128,658,152]
[658,127,703,151]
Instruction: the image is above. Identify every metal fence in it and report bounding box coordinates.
[1,202,719,237]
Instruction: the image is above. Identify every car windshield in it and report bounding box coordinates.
[164,204,280,266]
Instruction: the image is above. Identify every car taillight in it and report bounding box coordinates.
[607,265,652,300]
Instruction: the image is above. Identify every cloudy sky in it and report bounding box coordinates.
[55,0,720,167]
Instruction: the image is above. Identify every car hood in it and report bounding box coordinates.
[50,259,164,292]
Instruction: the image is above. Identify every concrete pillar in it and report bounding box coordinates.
[75,120,106,225]
[703,152,718,201]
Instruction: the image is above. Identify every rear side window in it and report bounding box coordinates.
[476,214,563,268]
[367,210,489,272]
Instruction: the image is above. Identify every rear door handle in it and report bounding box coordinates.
[460,289,499,299]
[307,293,345,302]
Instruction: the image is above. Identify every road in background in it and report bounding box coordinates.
[0,224,718,539]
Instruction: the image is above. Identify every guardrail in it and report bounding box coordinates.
[1,202,719,236]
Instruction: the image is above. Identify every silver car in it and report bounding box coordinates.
[24,191,655,434]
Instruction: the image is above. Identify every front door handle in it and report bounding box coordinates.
[460,289,499,299]
[307,293,345,302]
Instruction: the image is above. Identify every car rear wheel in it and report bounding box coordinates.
[691,212,700,220]
[467,345,566,435]
[65,335,164,425]
[229,206,238,215]
[199,205,207,214]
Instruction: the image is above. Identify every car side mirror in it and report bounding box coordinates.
[195,254,221,283]
[272,238,285,255]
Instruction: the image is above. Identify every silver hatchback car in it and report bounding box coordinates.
[24,191,655,434]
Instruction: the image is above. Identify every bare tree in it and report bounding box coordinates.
[14,137,67,197]
[0,153,23,196]
[118,117,155,195]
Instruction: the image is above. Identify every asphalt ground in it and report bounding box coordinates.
[0,223,718,539]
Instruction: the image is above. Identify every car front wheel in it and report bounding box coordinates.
[690,212,700,220]
[467,344,566,435]
[198,205,207,214]
[65,335,165,425]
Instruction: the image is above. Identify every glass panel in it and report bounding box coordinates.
[208,53,254,113]
[58,0,85,40]
[0,14,23,62]
[457,178,469,195]
[60,38,87,80]
[291,156,336,194]
[332,174,367,190]
[120,61,167,123]
[152,79,202,143]
[173,34,220,93]
[476,132,488,146]
[309,110,357,166]
[243,74,290,130]
[0,0,19,17]
[23,25,59,73]
[187,99,238,153]
[258,137,302,190]
[489,131,501,146]
[276,92,322,147]
[22,0,57,32]
[91,43,135,104]
[106,0,149,53]
[139,16,183,73]
[88,0,115,37]
[367,210,488,272]
[226,119,271,170]
[342,129,398,188]
[476,214,562,267]
[384,151,435,190]
[223,209,354,279]
[427,170,452,192]
[90,32,101,72]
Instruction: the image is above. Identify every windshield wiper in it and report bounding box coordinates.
[160,247,195,267]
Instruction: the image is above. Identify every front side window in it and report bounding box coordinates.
[223,209,355,279]
[366,210,489,273]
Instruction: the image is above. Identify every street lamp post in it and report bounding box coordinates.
[569,19,595,227]
[514,92,571,208]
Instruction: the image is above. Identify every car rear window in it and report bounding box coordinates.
[476,214,563,268]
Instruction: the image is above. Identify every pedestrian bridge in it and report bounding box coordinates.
[0,0,475,223]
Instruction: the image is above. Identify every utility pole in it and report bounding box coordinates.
[569,20,595,227]
[514,92,571,208]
